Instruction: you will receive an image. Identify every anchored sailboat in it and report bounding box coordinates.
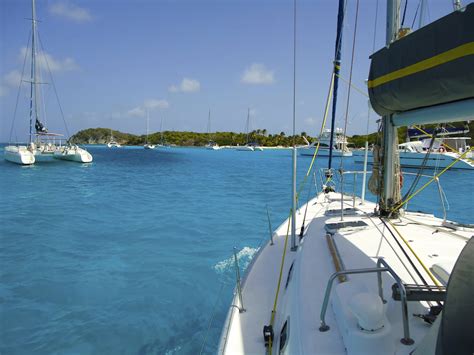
[144,110,156,150]
[237,108,263,151]
[219,1,474,354]
[4,0,92,165]
[205,109,220,150]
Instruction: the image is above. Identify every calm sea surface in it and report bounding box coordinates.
[1,145,472,354]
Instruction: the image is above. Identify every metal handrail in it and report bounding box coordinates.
[319,258,414,345]
[319,168,448,223]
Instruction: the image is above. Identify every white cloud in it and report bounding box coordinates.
[144,99,169,109]
[19,47,79,72]
[49,1,93,23]
[168,78,201,93]
[127,107,146,118]
[181,78,200,92]
[241,63,275,85]
[4,70,22,87]
[0,70,24,96]
[127,98,169,118]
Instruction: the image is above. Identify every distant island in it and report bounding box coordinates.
[70,128,312,147]
[70,123,473,148]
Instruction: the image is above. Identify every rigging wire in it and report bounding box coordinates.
[392,147,473,212]
[401,0,409,27]
[413,125,474,163]
[401,130,438,203]
[340,0,360,171]
[9,31,32,144]
[37,33,71,139]
[385,219,443,287]
[411,0,421,28]
[199,282,226,355]
[267,210,292,354]
[379,217,429,285]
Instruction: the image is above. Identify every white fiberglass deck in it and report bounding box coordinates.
[219,192,471,354]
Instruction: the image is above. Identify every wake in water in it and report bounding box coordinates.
[213,246,259,284]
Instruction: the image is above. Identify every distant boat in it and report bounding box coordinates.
[4,0,92,165]
[299,128,352,157]
[205,109,221,150]
[354,136,474,169]
[236,108,256,151]
[156,114,170,148]
[144,110,156,150]
[107,129,121,148]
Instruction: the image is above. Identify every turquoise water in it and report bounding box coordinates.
[1,146,472,354]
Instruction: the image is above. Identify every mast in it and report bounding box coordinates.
[160,115,164,144]
[29,0,38,144]
[146,109,149,144]
[290,0,297,251]
[246,108,250,144]
[380,0,400,215]
[207,108,211,141]
[327,0,345,170]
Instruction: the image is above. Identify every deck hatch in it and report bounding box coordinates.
[325,208,358,216]
[325,220,369,233]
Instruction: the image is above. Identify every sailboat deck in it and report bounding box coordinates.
[220,192,471,354]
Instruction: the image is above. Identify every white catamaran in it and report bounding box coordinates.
[107,129,121,148]
[219,1,474,355]
[4,0,92,165]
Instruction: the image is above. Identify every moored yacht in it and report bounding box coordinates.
[354,136,474,169]
[299,128,352,157]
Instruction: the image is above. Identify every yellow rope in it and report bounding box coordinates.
[336,73,369,98]
[296,73,336,198]
[412,125,474,163]
[267,69,339,355]
[386,218,442,287]
[392,147,473,212]
[267,209,292,354]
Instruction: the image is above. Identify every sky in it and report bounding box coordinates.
[1,0,470,142]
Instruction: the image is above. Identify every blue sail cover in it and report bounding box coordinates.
[368,4,474,117]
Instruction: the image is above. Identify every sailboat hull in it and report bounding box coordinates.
[53,146,93,163]
[236,146,254,151]
[354,151,474,169]
[4,146,35,165]
[299,146,352,157]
